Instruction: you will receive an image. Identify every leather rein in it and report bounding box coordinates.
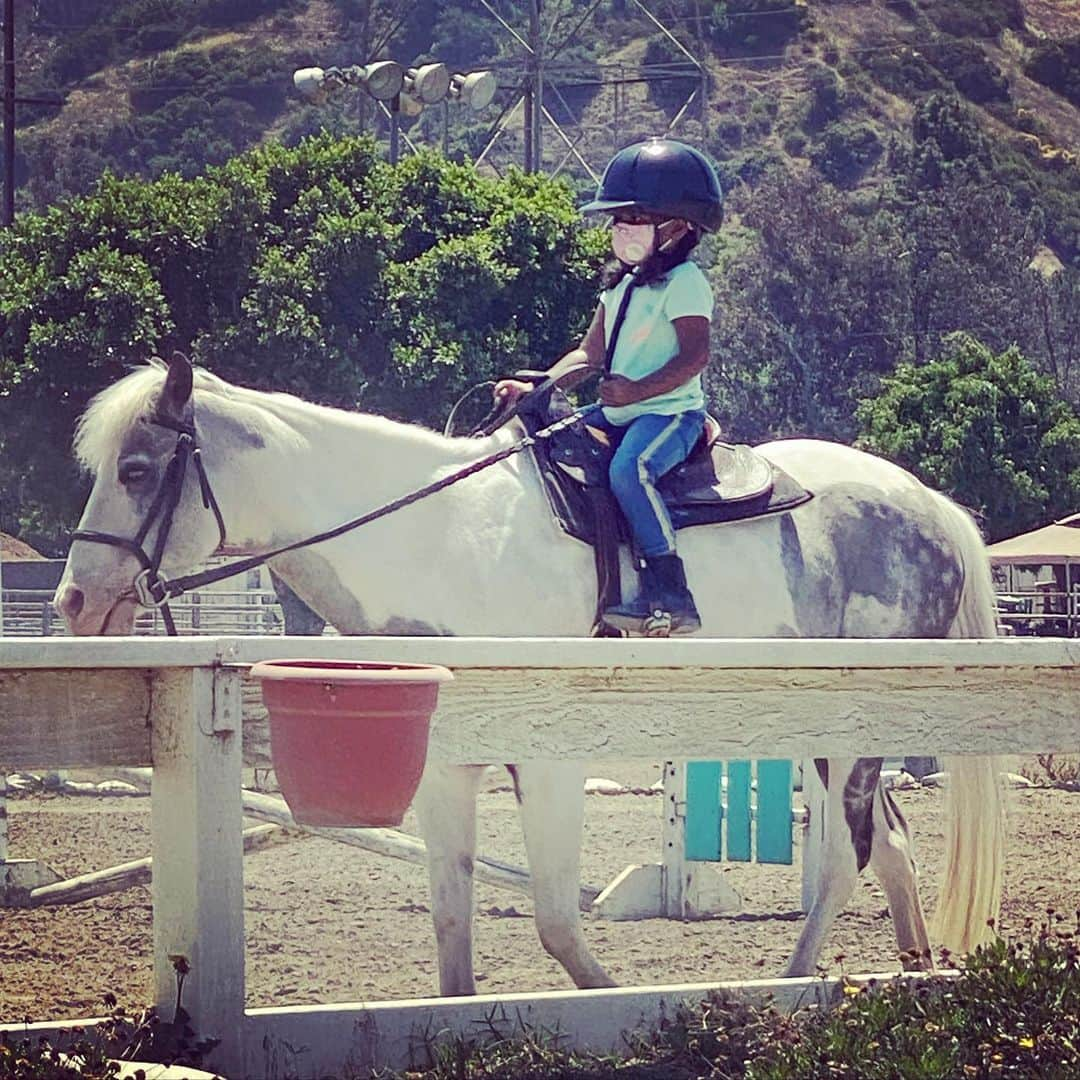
[71,399,597,635]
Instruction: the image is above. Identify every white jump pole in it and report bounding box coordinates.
[801,758,826,914]
[115,767,600,911]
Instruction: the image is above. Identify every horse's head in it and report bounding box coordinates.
[56,354,227,635]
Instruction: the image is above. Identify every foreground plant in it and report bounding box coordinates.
[1,957,220,1080]
[378,914,1080,1079]
[753,912,1080,1078]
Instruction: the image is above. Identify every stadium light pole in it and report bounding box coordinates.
[1,0,63,229]
[3,0,14,227]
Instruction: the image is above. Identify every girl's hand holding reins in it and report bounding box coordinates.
[492,378,534,407]
[599,374,642,407]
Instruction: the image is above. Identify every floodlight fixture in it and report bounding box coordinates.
[293,61,404,104]
[398,91,425,118]
[352,60,404,101]
[293,66,330,103]
[405,63,451,104]
[450,71,497,111]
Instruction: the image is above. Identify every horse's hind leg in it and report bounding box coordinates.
[785,758,875,978]
[869,784,932,970]
[513,761,616,989]
[412,763,488,996]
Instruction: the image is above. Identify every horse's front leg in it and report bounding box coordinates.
[412,762,488,996]
[513,761,616,989]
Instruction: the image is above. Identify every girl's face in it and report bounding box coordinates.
[610,210,691,265]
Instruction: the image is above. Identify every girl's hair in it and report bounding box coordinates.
[599,227,701,290]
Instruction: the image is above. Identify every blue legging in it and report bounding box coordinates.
[590,410,705,558]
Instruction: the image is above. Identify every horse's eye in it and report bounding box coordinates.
[119,463,152,487]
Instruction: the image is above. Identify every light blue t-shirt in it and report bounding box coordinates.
[599,260,713,425]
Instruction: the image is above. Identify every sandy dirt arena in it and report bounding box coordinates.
[1,766,1078,1023]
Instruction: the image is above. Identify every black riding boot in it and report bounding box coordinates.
[603,553,701,636]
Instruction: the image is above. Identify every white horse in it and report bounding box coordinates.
[56,355,1005,994]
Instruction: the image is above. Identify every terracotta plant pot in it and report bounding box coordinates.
[249,659,453,827]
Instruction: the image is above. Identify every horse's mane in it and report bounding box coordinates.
[75,359,171,473]
[74,358,478,474]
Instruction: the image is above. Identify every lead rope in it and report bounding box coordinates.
[591,268,642,635]
[602,267,641,376]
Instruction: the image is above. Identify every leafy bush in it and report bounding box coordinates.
[1026,37,1080,108]
[373,919,1080,1078]
[800,62,846,132]
[781,129,807,156]
[932,40,1010,103]
[716,117,746,150]
[706,0,810,54]
[863,46,946,99]
[856,334,1080,541]
[911,93,992,175]
[0,961,217,1079]
[642,36,700,116]
[41,0,299,86]
[128,44,286,119]
[922,0,1025,38]
[429,3,502,70]
[810,120,882,187]
[714,145,785,189]
[757,915,1080,1078]
[0,135,606,548]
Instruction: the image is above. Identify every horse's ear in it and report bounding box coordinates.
[160,353,193,418]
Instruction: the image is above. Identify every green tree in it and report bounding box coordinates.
[0,134,606,552]
[707,167,908,443]
[855,334,1080,541]
[887,95,1042,367]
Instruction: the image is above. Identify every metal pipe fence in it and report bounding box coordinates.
[1,588,285,637]
[995,588,1080,637]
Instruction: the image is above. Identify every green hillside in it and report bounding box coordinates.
[9,2,1078,246]
[2,0,1080,552]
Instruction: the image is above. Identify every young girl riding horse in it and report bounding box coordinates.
[494,137,724,636]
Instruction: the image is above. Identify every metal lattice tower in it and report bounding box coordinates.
[470,0,708,182]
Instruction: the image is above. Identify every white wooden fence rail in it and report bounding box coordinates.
[1,635,1078,1079]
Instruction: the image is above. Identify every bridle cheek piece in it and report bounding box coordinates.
[71,413,227,636]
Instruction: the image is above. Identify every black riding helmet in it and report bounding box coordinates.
[581,137,724,232]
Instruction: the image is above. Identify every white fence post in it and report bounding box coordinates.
[150,664,245,1077]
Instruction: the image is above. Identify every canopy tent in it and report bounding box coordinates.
[986,513,1080,566]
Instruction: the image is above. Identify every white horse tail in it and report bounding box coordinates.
[931,495,1006,957]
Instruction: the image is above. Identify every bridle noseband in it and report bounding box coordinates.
[71,412,227,636]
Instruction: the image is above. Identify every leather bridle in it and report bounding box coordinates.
[71,412,226,636]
